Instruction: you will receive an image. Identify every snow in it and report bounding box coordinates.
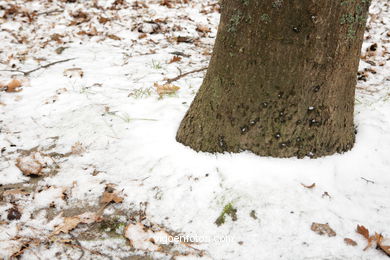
[0,0,390,259]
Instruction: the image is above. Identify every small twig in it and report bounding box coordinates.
[176,66,182,76]
[361,177,375,184]
[0,58,75,76]
[59,239,112,260]
[165,67,207,84]
[69,233,85,260]
[37,9,63,16]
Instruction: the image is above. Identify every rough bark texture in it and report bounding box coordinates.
[176,0,370,158]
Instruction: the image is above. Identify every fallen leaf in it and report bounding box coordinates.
[55,47,67,55]
[63,68,84,78]
[124,222,168,251]
[301,183,315,189]
[107,34,121,41]
[53,216,81,235]
[344,238,357,246]
[137,23,160,33]
[6,79,22,92]
[71,141,86,155]
[356,224,376,250]
[311,222,336,237]
[377,234,390,256]
[2,189,29,196]
[99,16,110,24]
[53,212,100,235]
[196,24,211,33]
[356,225,370,240]
[16,154,43,176]
[101,191,123,204]
[168,56,181,64]
[50,33,63,44]
[78,212,100,224]
[153,82,180,96]
[138,33,147,39]
[7,206,21,220]
[160,0,174,8]
[176,36,193,43]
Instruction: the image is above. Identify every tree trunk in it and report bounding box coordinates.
[176,0,370,158]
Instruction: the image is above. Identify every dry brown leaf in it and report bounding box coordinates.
[196,24,211,33]
[71,141,86,155]
[53,216,81,235]
[107,34,121,41]
[16,154,43,176]
[99,16,110,24]
[176,36,193,43]
[356,224,376,251]
[344,238,357,246]
[374,233,390,256]
[311,222,336,237]
[153,82,180,96]
[2,189,29,196]
[301,183,315,189]
[6,79,22,92]
[101,191,124,204]
[7,206,21,220]
[53,212,101,235]
[138,33,147,39]
[356,225,370,240]
[124,222,168,251]
[379,241,390,256]
[160,0,173,8]
[168,56,182,64]
[63,68,84,78]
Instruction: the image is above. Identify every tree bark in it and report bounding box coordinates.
[176,0,370,158]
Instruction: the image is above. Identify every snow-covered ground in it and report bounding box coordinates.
[0,0,389,259]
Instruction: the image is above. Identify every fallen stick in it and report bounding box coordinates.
[0,58,75,76]
[165,67,207,84]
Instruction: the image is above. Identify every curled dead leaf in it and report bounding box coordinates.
[356,224,377,251]
[377,235,390,256]
[63,68,84,78]
[139,33,147,39]
[53,212,101,235]
[344,238,357,246]
[301,183,315,189]
[311,222,336,237]
[196,24,211,33]
[71,141,86,155]
[7,206,21,220]
[176,36,193,43]
[53,216,80,235]
[107,34,121,41]
[153,82,180,96]
[2,189,29,196]
[322,191,331,198]
[168,56,182,64]
[101,191,123,204]
[356,225,370,240]
[124,222,168,251]
[16,154,43,176]
[6,79,22,92]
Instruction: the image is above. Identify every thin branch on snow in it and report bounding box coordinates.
[361,177,375,184]
[36,9,63,16]
[165,67,207,84]
[0,58,76,76]
[69,233,85,260]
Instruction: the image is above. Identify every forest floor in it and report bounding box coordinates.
[1,0,390,259]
